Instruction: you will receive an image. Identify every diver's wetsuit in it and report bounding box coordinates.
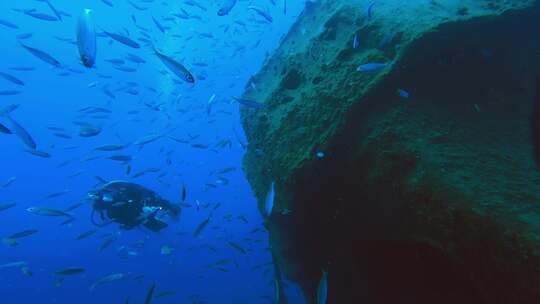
[90,181,180,232]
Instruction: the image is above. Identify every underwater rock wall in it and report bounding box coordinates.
[240,0,540,303]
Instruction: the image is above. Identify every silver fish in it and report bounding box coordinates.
[79,124,101,137]
[248,6,273,23]
[264,182,275,217]
[144,283,156,304]
[101,0,113,7]
[26,207,72,217]
[0,202,16,211]
[153,47,194,83]
[356,62,388,72]
[8,229,38,239]
[1,114,37,149]
[0,261,27,269]
[316,270,328,304]
[217,0,237,16]
[233,96,266,109]
[37,0,62,21]
[0,72,24,86]
[25,149,51,158]
[17,33,33,40]
[94,144,126,151]
[152,17,165,33]
[90,273,126,291]
[0,90,21,96]
[20,43,61,67]
[77,9,97,68]
[24,11,58,22]
[55,267,86,276]
[103,31,140,49]
[76,229,97,240]
[0,19,19,29]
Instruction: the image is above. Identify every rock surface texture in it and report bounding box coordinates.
[240,1,540,303]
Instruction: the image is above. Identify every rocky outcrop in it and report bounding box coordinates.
[240,1,540,303]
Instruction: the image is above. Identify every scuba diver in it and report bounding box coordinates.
[88,181,180,232]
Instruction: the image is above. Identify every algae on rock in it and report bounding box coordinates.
[241,0,540,303]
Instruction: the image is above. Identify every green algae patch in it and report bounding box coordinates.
[241,0,534,209]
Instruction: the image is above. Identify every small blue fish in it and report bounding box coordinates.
[1,114,37,149]
[352,33,359,49]
[316,270,328,304]
[0,72,24,86]
[78,124,101,137]
[20,43,61,67]
[248,6,273,23]
[125,53,146,64]
[25,149,51,158]
[217,0,237,16]
[114,66,136,72]
[24,11,58,22]
[152,46,195,83]
[10,66,35,72]
[101,0,114,7]
[106,58,124,65]
[0,90,21,96]
[152,17,165,33]
[367,1,376,20]
[0,19,19,29]
[103,30,140,49]
[38,0,62,21]
[16,33,33,40]
[356,62,387,72]
[233,96,266,109]
[397,89,409,99]
[128,0,148,11]
[265,182,275,217]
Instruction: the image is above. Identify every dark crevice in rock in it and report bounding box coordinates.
[281,69,304,91]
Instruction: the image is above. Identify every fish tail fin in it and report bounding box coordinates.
[0,104,19,117]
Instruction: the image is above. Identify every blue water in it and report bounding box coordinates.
[0,1,307,303]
